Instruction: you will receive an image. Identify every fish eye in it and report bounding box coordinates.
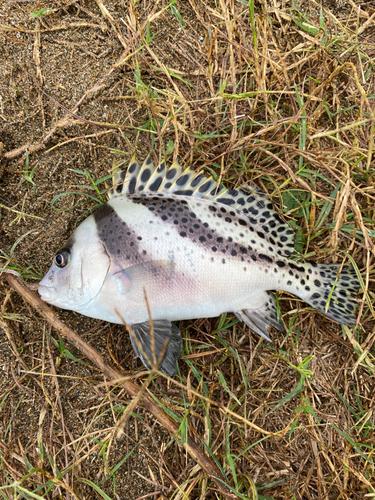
[54,250,70,268]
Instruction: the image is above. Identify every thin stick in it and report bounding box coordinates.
[3,273,237,500]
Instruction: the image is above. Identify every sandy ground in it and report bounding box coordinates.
[1,0,374,499]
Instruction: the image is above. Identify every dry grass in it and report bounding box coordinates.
[0,0,374,499]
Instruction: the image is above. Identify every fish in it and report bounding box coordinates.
[38,156,360,375]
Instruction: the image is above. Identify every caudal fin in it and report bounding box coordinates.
[303,263,360,325]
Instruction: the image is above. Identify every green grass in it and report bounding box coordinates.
[1,0,374,498]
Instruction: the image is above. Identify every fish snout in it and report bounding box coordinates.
[38,283,56,302]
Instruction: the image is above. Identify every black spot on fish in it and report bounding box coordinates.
[290,263,305,273]
[149,178,163,191]
[199,182,211,193]
[176,174,189,186]
[276,260,285,267]
[141,169,151,182]
[157,161,165,173]
[166,168,177,179]
[129,162,137,173]
[219,197,235,206]
[128,178,137,193]
[314,279,321,287]
[191,174,205,187]
[259,254,273,263]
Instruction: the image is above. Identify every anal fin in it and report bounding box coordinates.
[235,292,284,342]
[130,320,183,376]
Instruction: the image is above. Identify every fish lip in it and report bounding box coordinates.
[38,283,55,303]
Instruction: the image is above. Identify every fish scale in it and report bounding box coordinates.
[38,156,360,375]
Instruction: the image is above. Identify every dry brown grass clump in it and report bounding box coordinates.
[0,0,374,499]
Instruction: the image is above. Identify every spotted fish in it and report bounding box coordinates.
[38,156,360,375]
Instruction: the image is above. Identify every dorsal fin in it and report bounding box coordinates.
[109,156,295,256]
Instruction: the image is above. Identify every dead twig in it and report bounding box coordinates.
[3,272,237,500]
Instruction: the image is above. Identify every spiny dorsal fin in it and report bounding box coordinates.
[109,155,295,256]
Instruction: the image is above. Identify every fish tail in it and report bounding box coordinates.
[300,262,360,325]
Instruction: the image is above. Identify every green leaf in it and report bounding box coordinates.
[76,478,113,500]
[31,8,54,18]
[217,369,241,404]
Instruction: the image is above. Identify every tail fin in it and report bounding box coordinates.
[303,263,360,325]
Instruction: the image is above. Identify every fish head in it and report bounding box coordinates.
[39,221,110,312]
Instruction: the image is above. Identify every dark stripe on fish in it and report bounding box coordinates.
[94,204,146,264]
[58,234,76,253]
[130,196,274,266]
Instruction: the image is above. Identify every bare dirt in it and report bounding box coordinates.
[1,0,375,499]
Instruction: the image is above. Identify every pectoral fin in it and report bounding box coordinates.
[130,320,183,376]
[235,292,284,342]
[113,259,176,296]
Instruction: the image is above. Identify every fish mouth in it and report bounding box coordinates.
[38,283,57,303]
